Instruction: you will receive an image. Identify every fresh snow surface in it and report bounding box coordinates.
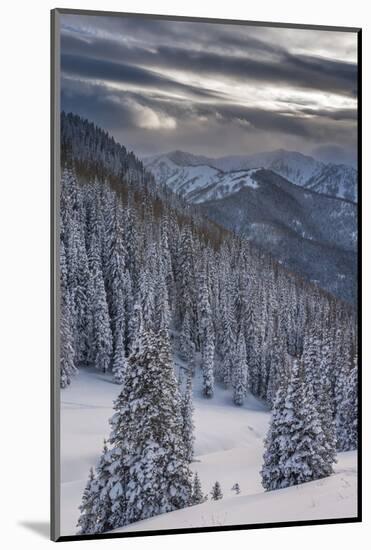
[60,367,357,536]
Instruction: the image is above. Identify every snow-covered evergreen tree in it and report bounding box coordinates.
[179,311,192,360]
[60,298,77,388]
[218,290,236,387]
[317,378,337,472]
[198,264,212,348]
[181,369,195,463]
[60,239,77,388]
[336,353,358,451]
[105,328,192,528]
[210,481,223,501]
[76,467,97,535]
[106,195,127,355]
[302,328,320,398]
[77,440,113,534]
[65,172,92,368]
[112,330,127,384]
[202,324,215,398]
[89,234,113,373]
[177,227,196,333]
[261,358,334,491]
[191,472,206,505]
[155,258,171,335]
[233,331,247,406]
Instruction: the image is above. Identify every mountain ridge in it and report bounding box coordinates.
[144,148,357,203]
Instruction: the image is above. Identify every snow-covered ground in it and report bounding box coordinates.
[60,368,357,536]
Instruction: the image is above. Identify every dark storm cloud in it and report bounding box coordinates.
[60,14,358,158]
[61,31,357,98]
[61,53,224,100]
[61,79,139,130]
[62,15,286,56]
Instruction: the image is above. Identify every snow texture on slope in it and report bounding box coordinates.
[60,368,357,536]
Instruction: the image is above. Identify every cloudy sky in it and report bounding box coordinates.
[60,13,358,163]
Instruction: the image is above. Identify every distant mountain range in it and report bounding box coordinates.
[144,150,357,304]
[144,149,357,203]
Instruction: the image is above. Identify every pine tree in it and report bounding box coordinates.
[155,260,172,335]
[210,481,223,501]
[219,294,236,387]
[63,172,92,369]
[77,441,113,534]
[139,270,155,331]
[317,378,337,472]
[105,328,192,528]
[302,329,320,398]
[60,239,77,388]
[76,467,97,534]
[346,359,358,450]
[202,324,215,398]
[179,312,192,360]
[198,264,212,349]
[266,336,285,408]
[180,311,196,378]
[233,331,247,406]
[89,234,113,373]
[336,353,358,451]
[60,299,77,388]
[106,196,127,355]
[112,330,127,384]
[177,227,196,333]
[260,384,287,491]
[181,369,195,463]
[122,269,134,354]
[261,358,334,491]
[94,440,115,533]
[191,472,206,505]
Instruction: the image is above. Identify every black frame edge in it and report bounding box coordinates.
[53,7,361,33]
[50,8,56,542]
[51,7,61,543]
[356,27,362,524]
[56,516,361,543]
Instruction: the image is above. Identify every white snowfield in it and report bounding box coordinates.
[60,368,357,537]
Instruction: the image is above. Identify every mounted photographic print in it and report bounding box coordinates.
[51,8,361,542]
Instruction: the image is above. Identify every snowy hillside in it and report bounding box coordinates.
[60,368,357,536]
[144,149,357,202]
[116,456,356,532]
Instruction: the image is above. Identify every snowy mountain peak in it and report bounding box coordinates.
[144,149,357,202]
[144,152,260,203]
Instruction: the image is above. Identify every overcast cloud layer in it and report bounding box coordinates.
[60,14,358,162]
